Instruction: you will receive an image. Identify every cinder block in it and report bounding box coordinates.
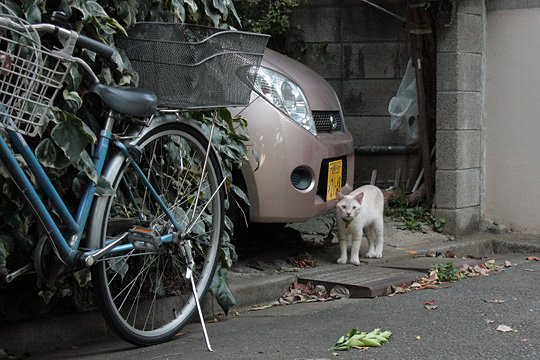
[487,0,540,11]
[327,79,343,101]
[327,79,343,100]
[434,206,480,235]
[342,42,409,79]
[346,116,407,146]
[438,13,483,54]
[341,2,407,42]
[302,43,341,79]
[342,79,401,116]
[437,91,482,130]
[291,7,340,42]
[436,130,481,170]
[437,52,482,92]
[435,169,480,208]
[459,0,485,15]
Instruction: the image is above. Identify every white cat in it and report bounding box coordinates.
[335,185,384,265]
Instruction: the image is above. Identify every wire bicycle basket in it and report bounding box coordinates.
[115,23,269,109]
[0,11,72,137]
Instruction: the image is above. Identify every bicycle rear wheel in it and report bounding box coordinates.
[90,122,225,346]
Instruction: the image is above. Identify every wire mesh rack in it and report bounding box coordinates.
[115,23,269,109]
[0,13,71,137]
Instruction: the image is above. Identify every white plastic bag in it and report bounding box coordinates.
[388,59,419,146]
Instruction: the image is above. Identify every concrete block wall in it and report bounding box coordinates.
[434,0,486,234]
[291,0,489,234]
[291,0,415,187]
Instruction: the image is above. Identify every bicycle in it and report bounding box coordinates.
[0,5,267,348]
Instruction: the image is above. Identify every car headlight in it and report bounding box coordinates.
[253,67,316,135]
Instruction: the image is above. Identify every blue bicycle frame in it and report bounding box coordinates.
[0,111,181,268]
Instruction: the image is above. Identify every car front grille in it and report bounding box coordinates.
[313,111,343,132]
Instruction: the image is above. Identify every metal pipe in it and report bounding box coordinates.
[355,145,416,154]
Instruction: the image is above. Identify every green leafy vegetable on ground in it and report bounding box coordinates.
[333,328,392,351]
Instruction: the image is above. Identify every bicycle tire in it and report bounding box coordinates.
[90,122,225,346]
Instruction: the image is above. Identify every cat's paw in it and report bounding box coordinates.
[349,258,361,266]
[337,257,348,264]
[365,252,382,259]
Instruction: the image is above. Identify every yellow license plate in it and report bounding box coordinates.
[326,160,343,201]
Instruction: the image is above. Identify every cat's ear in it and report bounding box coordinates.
[355,192,364,204]
[336,192,344,200]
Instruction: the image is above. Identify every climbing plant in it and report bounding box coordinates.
[0,0,248,316]
[235,0,304,58]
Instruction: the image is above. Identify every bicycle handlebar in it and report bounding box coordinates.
[0,17,115,61]
[76,34,114,60]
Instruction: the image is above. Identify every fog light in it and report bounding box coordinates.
[291,167,312,190]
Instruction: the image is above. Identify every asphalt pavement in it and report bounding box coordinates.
[30,253,539,360]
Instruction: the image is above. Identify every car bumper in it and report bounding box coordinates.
[235,97,355,223]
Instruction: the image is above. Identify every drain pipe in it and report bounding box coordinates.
[355,145,416,154]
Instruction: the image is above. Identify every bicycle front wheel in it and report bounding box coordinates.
[91,122,225,346]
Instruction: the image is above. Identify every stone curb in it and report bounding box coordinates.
[0,273,296,355]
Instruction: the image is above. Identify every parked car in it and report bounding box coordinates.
[228,48,355,227]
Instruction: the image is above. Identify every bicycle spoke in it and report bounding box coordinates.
[92,123,224,345]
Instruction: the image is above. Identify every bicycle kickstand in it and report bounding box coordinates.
[181,240,213,352]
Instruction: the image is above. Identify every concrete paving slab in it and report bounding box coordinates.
[378,256,484,273]
[297,264,426,298]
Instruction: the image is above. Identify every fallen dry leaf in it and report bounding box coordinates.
[504,261,512,268]
[486,319,495,324]
[484,299,506,304]
[526,256,540,261]
[424,303,438,310]
[330,285,351,299]
[496,325,514,333]
[415,336,421,340]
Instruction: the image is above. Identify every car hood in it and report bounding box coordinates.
[260,49,340,111]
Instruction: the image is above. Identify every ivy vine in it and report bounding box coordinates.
[0,0,248,318]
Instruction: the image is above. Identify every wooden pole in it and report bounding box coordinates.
[408,6,434,204]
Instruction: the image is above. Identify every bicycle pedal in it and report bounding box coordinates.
[127,227,162,250]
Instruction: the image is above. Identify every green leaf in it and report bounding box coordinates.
[210,267,236,315]
[185,0,198,13]
[213,0,226,17]
[38,289,55,304]
[63,90,83,113]
[73,269,92,287]
[77,151,98,183]
[201,0,221,27]
[96,176,116,196]
[108,257,129,280]
[83,1,109,20]
[51,114,96,168]
[0,230,14,270]
[116,0,139,27]
[190,218,206,236]
[35,138,70,170]
[22,0,41,23]
[171,0,186,22]
[67,66,83,93]
[231,184,249,206]
[220,233,237,268]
